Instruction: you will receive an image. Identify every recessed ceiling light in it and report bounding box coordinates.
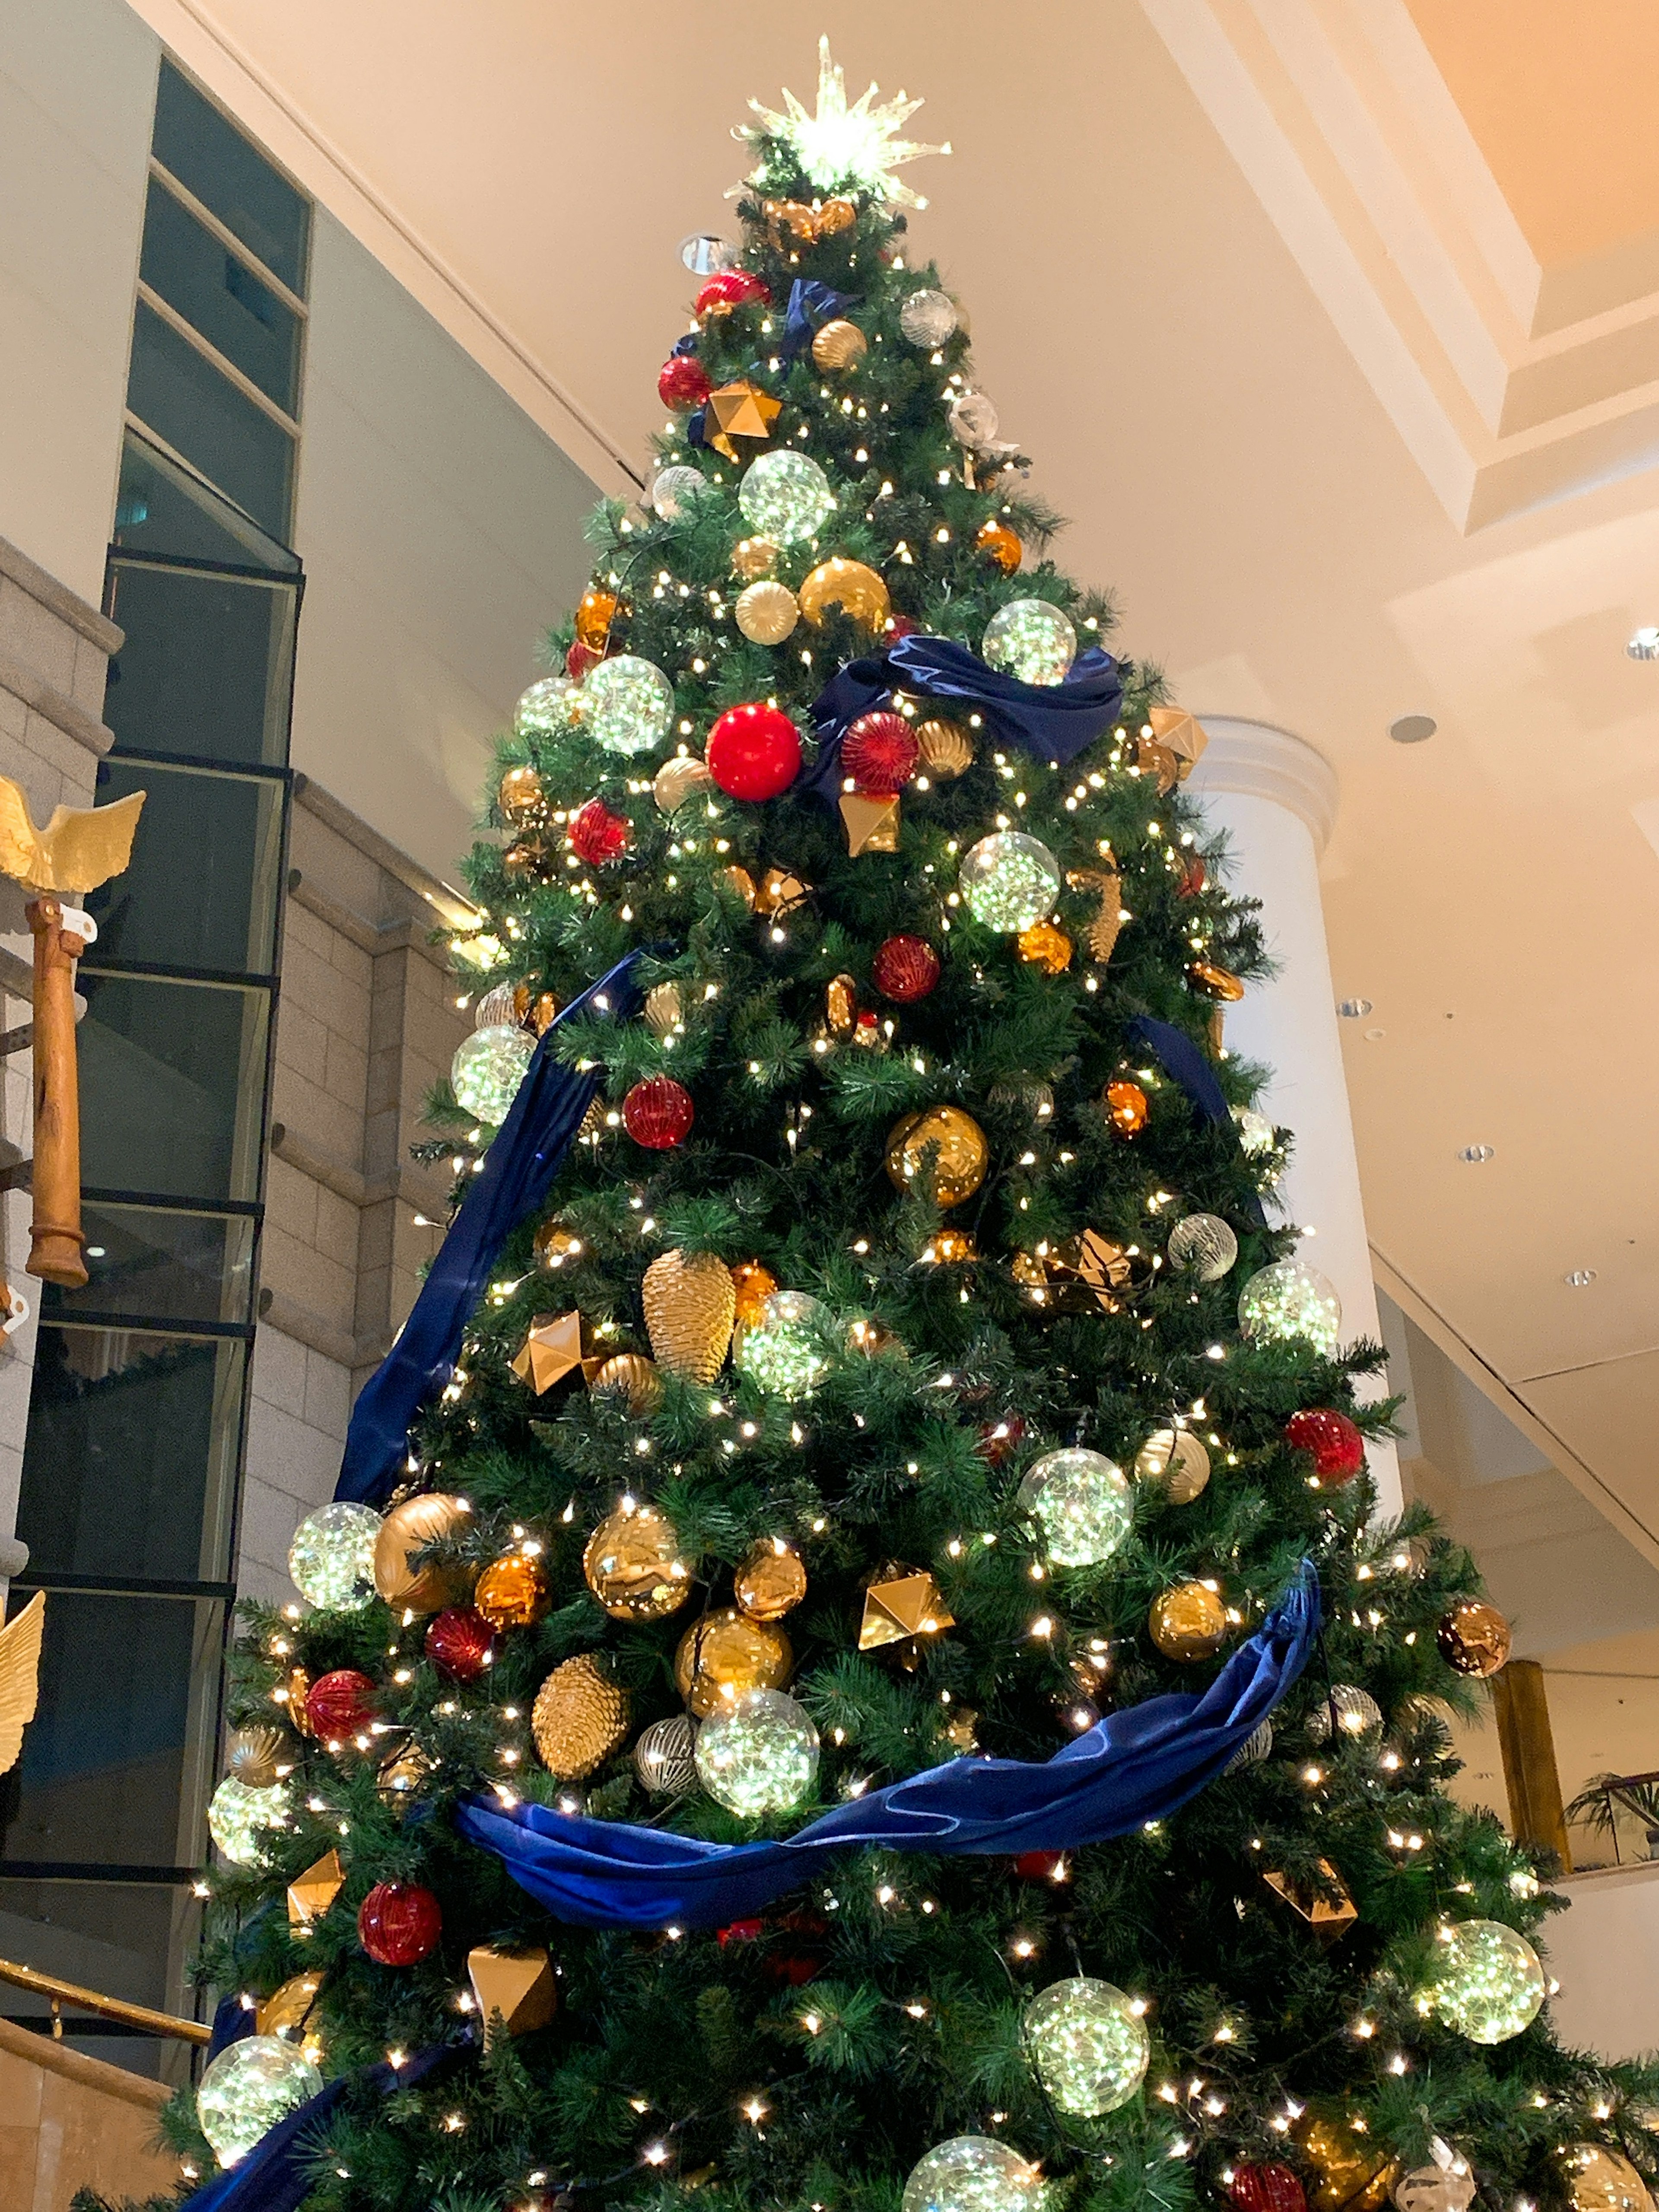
[1457,1144,1494,1163]
[1338,997,1373,1017]
[1389,714,1437,744]
[1628,628,1659,660]
[679,233,738,275]
[1564,1268,1597,1287]
[1363,1027,1386,1040]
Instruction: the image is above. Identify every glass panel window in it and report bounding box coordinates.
[0,1879,201,2085]
[89,760,284,977]
[77,973,270,1205]
[45,1206,257,1331]
[104,556,297,770]
[151,62,309,294]
[128,300,294,541]
[140,176,301,413]
[114,429,299,575]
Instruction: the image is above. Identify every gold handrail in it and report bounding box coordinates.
[0,1955,211,2044]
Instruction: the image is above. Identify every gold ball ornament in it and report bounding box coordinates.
[642,1248,736,1382]
[735,579,800,645]
[643,982,683,1036]
[376,1737,436,1809]
[915,718,973,778]
[498,764,545,826]
[884,1105,989,1208]
[532,1656,630,1779]
[225,1724,290,1789]
[575,586,619,648]
[730,1259,779,1329]
[534,1220,582,1269]
[674,1607,792,1719]
[976,518,1023,573]
[1568,2149,1655,2212]
[1437,1598,1511,1678]
[811,318,868,372]
[1297,2109,1399,2212]
[654,753,715,813]
[1135,1428,1211,1503]
[1017,919,1072,973]
[583,1503,693,1621]
[474,1549,551,1629]
[592,1352,663,1415]
[374,1494,476,1615]
[734,1537,808,1622]
[1103,1080,1150,1135]
[731,535,780,580]
[798,558,891,633]
[1148,1581,1229,1661]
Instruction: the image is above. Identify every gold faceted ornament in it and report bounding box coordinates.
[1049,1229,1153,1313]
[1148,1581,1229,1661]
[532,1656,630,1779]
[1147,705,1210,780]
[374,1493,476,1615]
[734,1536,808,1622]
[535,1220,582,1270]
[1437,1598,1511,1678]
[840,792,901,854]
[720,863,758,908]
[735,579,800,646]
[1017,919,1072,973]
[729,1258,779,1328]
[1188,958,1245,1003]
[592,1352,663,1415]
[467,1943,556,2044]
[1296,2107,1399,2212]
[798,558,891,633]
[731,535,780,580]
[286,1848,345,1929]
[1568,2149,1656,2212]
[674,1607,792,1719]
[257,1971,324,2063]
[915,718,973,779]
[704,378,782,461]
[583,1502,693,1621]
[860,1564,954,1659]
[811,318,868,372]
[474,1550,551,1629]
[644,982,683,1036]
[498,764,545,826]
[885,1105,990,1209]
[376,1737,436,1808]
[654,753,715,813]
[754,866,811,916]
[225,1724,289,1789]
[512,1310,602,1395]
[1067,867,1125,964]
[642,1248,736,1382]
[1135,1427,1211,1503]
[1263,1858,1359,1949]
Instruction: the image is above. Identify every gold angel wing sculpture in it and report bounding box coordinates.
[0,777,145,895]
[0,778,48,890]
[0,1590,44,1775]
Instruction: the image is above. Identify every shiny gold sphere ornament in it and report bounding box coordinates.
[633,1713,699,1798]
[1134,1428,1211,1503]
[498,763,545,826]
[1017,919,1072,973]
[1297,2107,1399,2212]
[285,1665,315,1736]
[225,1724,291,1790]
[734,1290,829,1399]
[575,586,620,648]
[1567,2148,1655,2212]
[474,1549,551,1630]
[885,1105,989,1208]
[731,534,780,580]
[811,318,868,372]
[591,1352,663,1415]
[674,1607,792,1719]
[532,1656,630,1778]
[976,517,1023,574]
[1102,1080,1149,1135]
[1022,1977,1149,2116]
[734,579,800,645]
[735,1536,808,1621]
[915,718,973,778]
[1238,1259,1343,1356]
[653,752,715,813]
[1189,957,1246,1003]
[901,2138,1042,2212]
[1427,1918,1546,2043]
[642,1247,736,1382]
[729,1258,779,1328]
[1148,1581,1229,1660]
[374,1493,476,1615]
[798,557,891,633]
[695,1687,820,1816]
[1018,1448,1134,1567]
[534,1220,582,1269]
[1437,1598,1512,1678]
[583,1502,693,1621]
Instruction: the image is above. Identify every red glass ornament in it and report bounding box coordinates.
[884,614,921,641]
[716,1918,764,1946]
[695,269,769,316]
[424,1606,496,1683]
[1229,2167,1308,2212]
[305,1668,379,1742]
[623,1075,695,1150]
[658,355,712,411]
[1176,855,1207,897]
[566,638,603,680]
[1284,1407,1367,1484]
[1013,1850,1067,1883]
[872,934,941,1002]
[569,798,631,866]
[976,1411,1026,1465]
[358,1880,442,1967]
[841,710,918,795]
[706,703,801,801]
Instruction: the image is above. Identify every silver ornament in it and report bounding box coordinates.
[475,982,519,1030]
[1394,2141,1476,2212]
[634,1714,699,1798]
[1166,1212,1239,1282]
[650,465,710,521]
[1305,1684,1383,1744]
[947,390,1001,451]
[898,289,959,348]
[1224,1719,1273,1773]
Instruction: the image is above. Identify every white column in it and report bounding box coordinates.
[1186,718,1403,1514]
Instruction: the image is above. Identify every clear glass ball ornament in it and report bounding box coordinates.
[287,1502,382,1612]
[903,2136,1045,2212]
[585,653,676,756]
[1233,1104,1277,1157]
[1305,1684,1384,1744]
[650,464,711,521]
[1023,1976,1150,2116]
[734,1290,828,1400]
[694,1688,820,1816]
[514,674,581,737]
[1166,1212,1239,1282]
[197,2034,323,2167]
[451,1023,535,1126]
[898,289,959,347]
[959,832,1063,933]
[982,599,1076,686]
[1017,1447,1133,1568]
[207,1776,289,1868]
[1429,1919,1546,2044]
[1237,1259,1343,1356]
[737,449,835,546]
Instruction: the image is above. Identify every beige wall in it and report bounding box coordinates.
[0,2015,182,2212]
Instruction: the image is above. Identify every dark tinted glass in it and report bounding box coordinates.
[77,973,270,1204]
[151,62,309,293]
[104,558,296,769]
[0,1878,201,2085]
[128,301,293,540]
[44,1206,257,1329]
[16,1325,245,1581]
[88,760,283,976]
[140,177,301,413]
[113,430,299,574]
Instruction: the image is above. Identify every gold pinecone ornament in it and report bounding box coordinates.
[642,1249,736,1381]
[532,1656,630,1779]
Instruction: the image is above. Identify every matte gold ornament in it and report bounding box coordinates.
[798,558,890,632]
[704,379,782,461]
[374,1494,476,1614]
[731,535,780,580]
[840,792,901,853]
[376,1737,436,1808]
[1067,868,1125,963]
[583,1502,693,1621]
[674,1608,792,1719]
[511,1310,602,1394]
[1148,1581,1228,1660]
[499,764,545,826]
[1296,2108,1399,2212]
[592,1352,663,1415]
[467,1943,556,2044]
[642,1248,736,1382]
[654,753,715,813]
[474,1550,551,1629]
[735,580,800,645]
[1189,958,1245,1003]
[915,718,973,778]
[644,982,683,1036]
[1437,1598,1511,1678]
[1134,1427,1211,1503]
[730,1259,779,1328]
[860,1564,954,1664]
[257,1971,324,2063]
[735,1537,807,1622]
[811,318,868,372]
[1567,2149,1655,2212]
[532,1656,629,1778]
[1263,1858,1359,1948]
[1017,919,1072,973]
[1147,705,1209,780]
[535,1221,582,1269]
[286,1848,345,1929]
[720,864,758,908]
[226,1724,290,1789]
[885,1105,989,1209]
[755,866,811,915]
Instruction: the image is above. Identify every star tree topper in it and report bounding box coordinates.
[739,37,950,209]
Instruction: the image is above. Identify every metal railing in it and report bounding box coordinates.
[0,1954,210,2044]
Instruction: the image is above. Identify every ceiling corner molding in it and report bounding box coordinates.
[1186,716,1341,852]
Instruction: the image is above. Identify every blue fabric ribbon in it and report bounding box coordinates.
[456,1562,1318,1929]
[1124,1013,1268,1230]
[334,951,649,1505]
[782,278,860,366]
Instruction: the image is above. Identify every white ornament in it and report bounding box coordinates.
[1305,1684,1384,1744]
[650,465,710,521]
[207,1776,289,1868]
[947,391,1001,451]
[1023,1977,1149,2116]
[899,289,959,347]
[585,654,676,756]
[1166,1212,1239,1282]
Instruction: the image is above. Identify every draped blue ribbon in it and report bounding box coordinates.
[804,635,1123,804]
[782,278,860,366]
[1124,1013,1268,1230]
[334,951,649,1506]
[456,1562,1318,1929]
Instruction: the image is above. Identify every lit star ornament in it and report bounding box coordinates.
[740,38,950,210]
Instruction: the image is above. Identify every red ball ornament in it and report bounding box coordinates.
[1228,2166,1307,2212]
[566,638,603,680]
[695,269,769,317]
[305,1668,379,1742]
[872,934,941,1002]
[658,355,712,411]
[623,1075,695,1150]
[358,1880,442,1967]
[569,798,631,866]
[976,1411,1027,1466]
[884,613,921,641]
[424,1606,496,1683]
[715,1918,764,1946]
[706,702,801,801]
[1013,1849,1067,1883]
[841,710,918,795]
[1284,1406,1367,1484]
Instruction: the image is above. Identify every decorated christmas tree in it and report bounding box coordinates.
[162,42,1659,2212]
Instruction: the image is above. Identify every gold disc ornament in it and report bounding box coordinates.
[915,719,973,778]
[591,1352,663,1414]
[735,580,800,645]
[532,1656,630,1778]
[642,1249,736,1382]
[1437,1598,1511,1677]
[798,558,891,633]
[811,318,868,372]
[885,1106,989,1208]
[374,1494,476,1614]
[583,1502,693,1621]
[1148,1581,1228,1660]
[654,753,715,813]
[734,1536,808,1621]
[1134,1428,1212,1503]
[674,1607,792,1718]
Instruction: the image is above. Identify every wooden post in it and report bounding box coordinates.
[1493,1658,1572,1871]
[25,895,88,1289]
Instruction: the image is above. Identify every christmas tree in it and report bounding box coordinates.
[163,42,1659,2212]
